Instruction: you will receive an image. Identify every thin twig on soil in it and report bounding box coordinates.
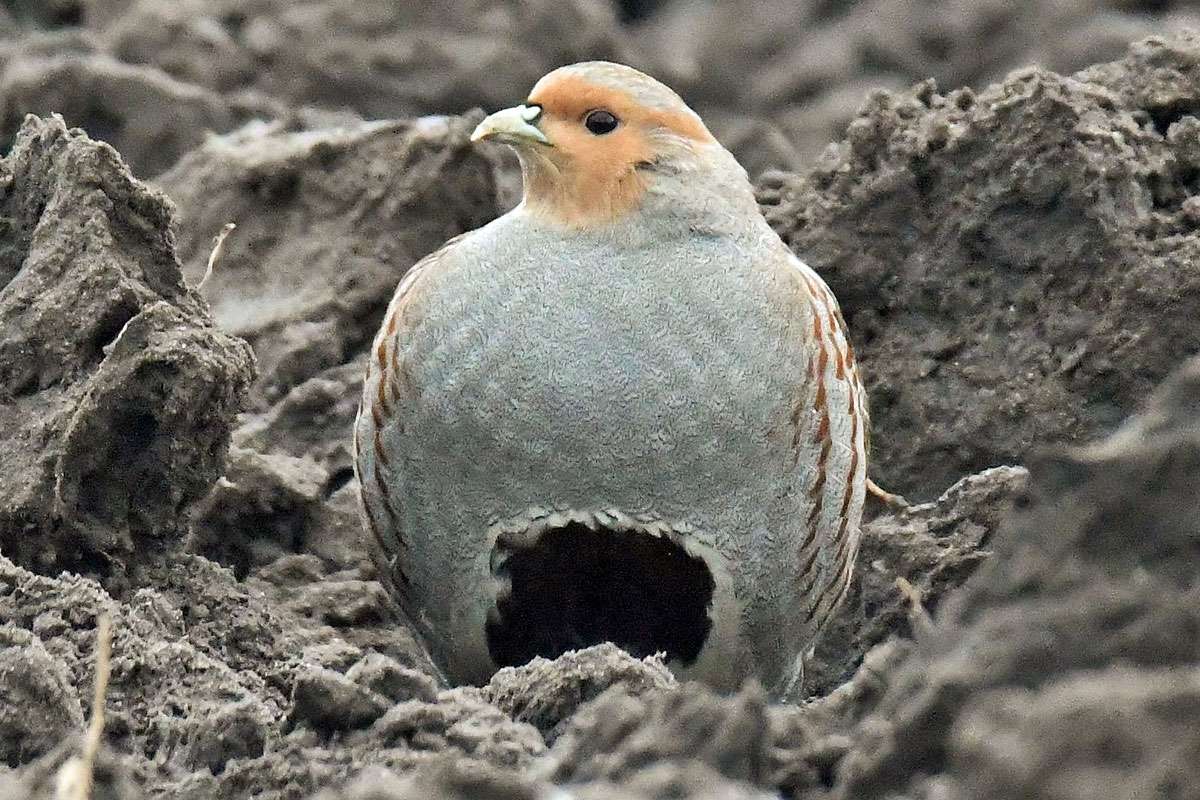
[55,613,113,800]
[895,576,935,636]
[197,222,236,292]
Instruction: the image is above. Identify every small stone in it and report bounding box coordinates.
[291,580,391,627]
[0,626,84,766]
[1182,195,1200,225]
[300,642,364,672]
[346,652,439,703]
[289,665,390,733]
[372,700,449,746]
[180,700,270,773]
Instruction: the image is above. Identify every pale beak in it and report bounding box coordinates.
[470,104,550,146]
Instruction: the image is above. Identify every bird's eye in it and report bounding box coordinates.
[584,109,619,135]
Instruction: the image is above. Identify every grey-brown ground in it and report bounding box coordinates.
[0,5,1198,800]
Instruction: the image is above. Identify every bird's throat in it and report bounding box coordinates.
[520,159,650,229]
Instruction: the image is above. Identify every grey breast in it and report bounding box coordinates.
[371,209,818,690]
[395,214,808,533]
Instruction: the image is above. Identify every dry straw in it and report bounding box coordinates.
[55,613,113,800]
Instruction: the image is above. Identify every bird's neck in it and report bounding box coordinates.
[520,159,650,229]
[517,146,761,239]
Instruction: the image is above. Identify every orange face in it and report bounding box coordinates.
[529,73,710,175]
[473,67,715,228]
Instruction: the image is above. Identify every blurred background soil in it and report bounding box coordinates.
[0,2,1198,799]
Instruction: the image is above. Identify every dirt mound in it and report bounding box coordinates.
[0,547,525,799]
[804,466,1027,695]
[0,33,268,176]
[95,1,632,123]
[0,115,254,579]
[634,0,1200,169]
[763,32,1200,501]
[483,644,676,741]
[837,351,1200,799]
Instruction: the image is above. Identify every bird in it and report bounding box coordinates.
[354,61,868,698]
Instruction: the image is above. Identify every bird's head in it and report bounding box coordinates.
[472,61,747,230]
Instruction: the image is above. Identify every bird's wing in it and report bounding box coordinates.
[353,234,468,601]
[781,250,870,634]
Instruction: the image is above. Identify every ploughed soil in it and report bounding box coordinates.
[1,3,1198,799]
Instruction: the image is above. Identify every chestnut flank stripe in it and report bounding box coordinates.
[376,375,391,417]
[373,427,390,468]
[376,338,388,372]
[802,293,834,566]
[362,497,408,582]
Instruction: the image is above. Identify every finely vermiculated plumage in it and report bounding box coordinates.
[354,61,866,696]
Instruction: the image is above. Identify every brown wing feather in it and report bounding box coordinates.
[353,235,466,597]
[783,253,869,634]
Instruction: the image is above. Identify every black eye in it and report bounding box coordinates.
[584,109,619,135]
